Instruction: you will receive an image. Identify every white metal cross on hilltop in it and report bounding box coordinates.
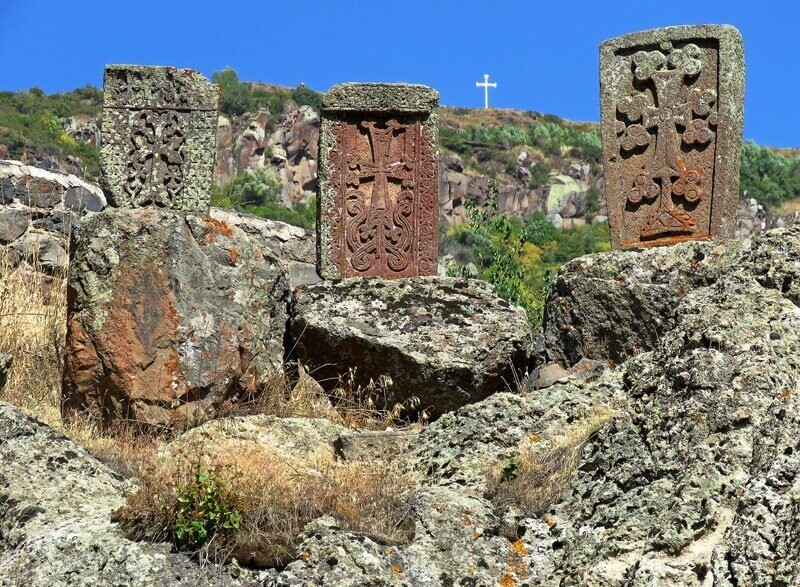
[475,74,497,109]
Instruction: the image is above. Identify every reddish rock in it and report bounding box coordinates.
[63,208,289,429]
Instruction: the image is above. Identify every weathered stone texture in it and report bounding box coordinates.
[0,401,241,586]
[280,227,800,586]
[0,160,106,272]
[290,277,531,415]
[543,226,800,367]
[100,65,219,212]
[600,25,744,249]
[317,83,439,279]
[62,208,289,428]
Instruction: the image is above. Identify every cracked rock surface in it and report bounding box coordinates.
[277,228,800,586]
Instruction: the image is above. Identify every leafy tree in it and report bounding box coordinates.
[291,85,323,112]
[212,67,254,117]
[212,168,282,208]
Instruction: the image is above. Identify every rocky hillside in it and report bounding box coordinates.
[2,79,796,235]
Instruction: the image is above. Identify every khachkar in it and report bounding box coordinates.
[317,83,439,279]
[600,25,744,249]
[100,65,218,211]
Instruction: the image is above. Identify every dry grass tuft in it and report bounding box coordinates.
[487,406,615,520]
[0,247,66,420]
[222,365,426,431]
[114,441,416,567]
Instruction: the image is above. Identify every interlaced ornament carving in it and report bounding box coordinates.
[329,116,436,277]
[617,43,717,240]
[123,110,187,206]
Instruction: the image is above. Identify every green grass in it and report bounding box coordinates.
[0,86,102,178]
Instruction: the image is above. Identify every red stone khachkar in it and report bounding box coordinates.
[317,83,439,279]
[600,26,744,250]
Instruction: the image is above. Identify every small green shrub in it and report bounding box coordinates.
[173,468,241,548]
[213,68,254,117]
[528,161,551,189]
[291,85,323,112]
[212,168,282,208]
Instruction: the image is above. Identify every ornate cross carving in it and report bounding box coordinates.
[101,65,218,211]
[342,119,415,274]
[617,43,718,240]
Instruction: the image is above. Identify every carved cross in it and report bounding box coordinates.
[617,44,717,239]
[347,120,411,211]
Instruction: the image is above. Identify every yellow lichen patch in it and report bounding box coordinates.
[510,539,528,556]
[498,573,517,587]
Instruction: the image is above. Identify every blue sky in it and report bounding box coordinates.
[3,0,799,147]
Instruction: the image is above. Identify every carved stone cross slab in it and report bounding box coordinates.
[101,65,219,212]
[318,83,439,279]
[600,25,744,249]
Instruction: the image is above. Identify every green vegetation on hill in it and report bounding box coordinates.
[740,140,800,207]
[212,67,322,118]
[442,179,610,326]
[211,168,316,230]
[0,86,101,177]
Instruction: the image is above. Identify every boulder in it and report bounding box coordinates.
[62,208,290,429]
[290,277,532,416]
[0,401,238,586]
[542,228,800,367]
[209,207,319,288]
[163,414,348,469]
[0,208,29,244]
[9,231,67,271]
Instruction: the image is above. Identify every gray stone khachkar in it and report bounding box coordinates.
[317,83,439,279]
[100,65,218,211]
[600,25,744,250]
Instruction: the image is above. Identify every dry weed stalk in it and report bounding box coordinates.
[488,406,615,519]
[0,245,66,420]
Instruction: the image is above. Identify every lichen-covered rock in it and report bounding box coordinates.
[163,414,348,467]
[543,227,800,366]
[289,277,532,415]
[277,228,800,586]
[62,207,289,428]
[209,207,319,288]
[0,402,239,587]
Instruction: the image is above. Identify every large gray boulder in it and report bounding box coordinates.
[0,402,239,586]
[289,277,532,416]
[543,227,800,367]
[62,207,290,429]
[277,228,800,586]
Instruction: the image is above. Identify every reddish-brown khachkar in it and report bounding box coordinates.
[317,83,439,279]
[600,25,744,249]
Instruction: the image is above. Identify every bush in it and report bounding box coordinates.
[528,161,551,189]
[212,68,254,117]
[173,468,241,548]
[291,85,323,112]
[114,442,415,565]
[740,140,800,208]
[212,168,282,208]
[212,170,317,230]
[245,198,316,230]
[442,189,610,327]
